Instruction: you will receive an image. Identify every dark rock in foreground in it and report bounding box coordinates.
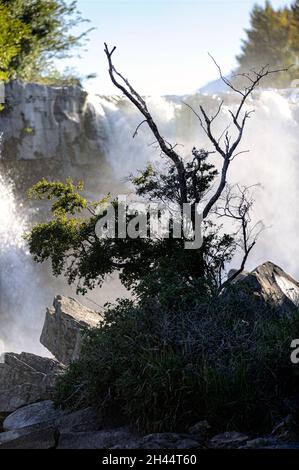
[0,424,56,449]
[0,352,65,413]
[3,400,64,431]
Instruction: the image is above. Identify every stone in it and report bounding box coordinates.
[3,400,64,431]
[0,352,65,412]
[57,407,102,433]
[4,400,102,435]
[57,429,204,450]
[57,428,137,449]
[209,431,249,448]
[244,437,276,449]
[0,425,56,449]
[175,439,201,449]
[140,432,203,449]
[141,432,181,443]
[141,432,181,446]
[229,261,299,313]
[40,295,101,364]
[0,80,112,195]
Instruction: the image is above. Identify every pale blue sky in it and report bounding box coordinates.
[59,0,292,95]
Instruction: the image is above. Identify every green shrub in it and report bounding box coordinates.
[55,291,299,434]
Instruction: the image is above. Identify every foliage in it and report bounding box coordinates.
[55,290,299,433]
[26,151,235,297]
[236,0,299,86]
[0,0,91,81]
[0,4,31,81]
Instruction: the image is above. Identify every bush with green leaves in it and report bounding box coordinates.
[55,287,299,434]
[0,0,91,82]
[0,4,31,82]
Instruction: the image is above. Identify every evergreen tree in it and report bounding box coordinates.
[290,0,299,56]
[236,1,297,86]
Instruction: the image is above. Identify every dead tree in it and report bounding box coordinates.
[104,43,284,285]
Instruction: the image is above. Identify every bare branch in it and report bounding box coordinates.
[104,43,188,205]
[187,57,285,219]
[133,119,147,138]
[216,185,265,290]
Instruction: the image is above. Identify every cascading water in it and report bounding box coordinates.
[0,175,50,354]
[93,89,299,278]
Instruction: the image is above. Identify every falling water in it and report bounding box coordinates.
[0,175,51,354]
[93,89,299,278]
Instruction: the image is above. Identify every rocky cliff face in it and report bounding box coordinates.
[0,81,115,194]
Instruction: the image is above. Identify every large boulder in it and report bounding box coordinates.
[40,295,100,365]
[0,423,56,449]
[57,428,137,450]
[57,430,204,449]
[3,400,102,434]
[3,400,64,431]
[209,431,249,448]
[0,352,64,413]
[229,261,299,313]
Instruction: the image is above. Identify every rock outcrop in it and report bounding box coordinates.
[0,80,116,194]
[0,352,64,412]
[229,261,299,312]
[40,295,100,365]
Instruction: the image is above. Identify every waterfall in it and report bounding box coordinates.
[0,173,128,353]
[0,175,50,354]
[93,89,299,278]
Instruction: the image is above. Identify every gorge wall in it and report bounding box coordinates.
[0,80,117,196]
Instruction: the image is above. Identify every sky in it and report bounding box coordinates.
[58,0,293,95]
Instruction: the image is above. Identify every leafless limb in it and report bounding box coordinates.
[104,44,284,223]
[133,120,147,138]
[184,57,287,219]
[215,184,265,289]
[104,43,188,206]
